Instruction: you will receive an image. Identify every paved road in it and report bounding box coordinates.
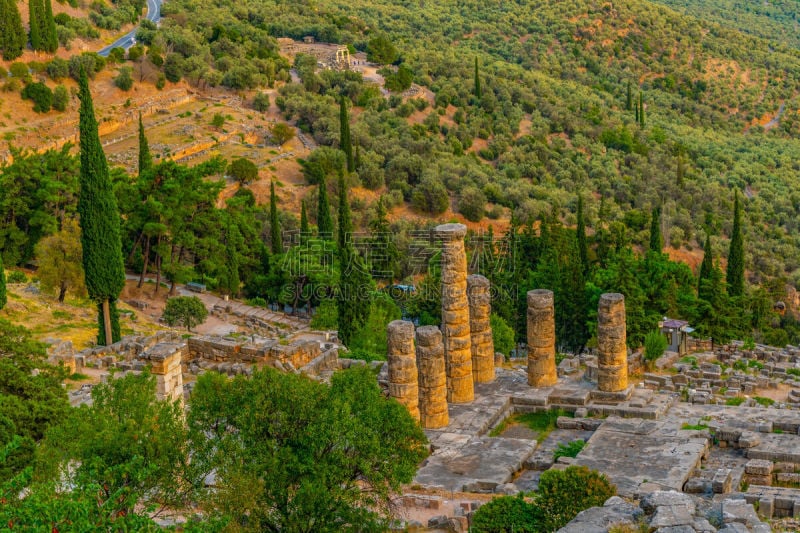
[98,0,162,57]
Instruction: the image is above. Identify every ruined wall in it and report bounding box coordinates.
[527,289,558,387]
[387,320,420,421]
[467,274,495,384]
[416,325,449,429]
[436,223,474,404]
[597,293,628,392]
[139,342,185,405]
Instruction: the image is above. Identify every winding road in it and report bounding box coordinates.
[98,0,162,57]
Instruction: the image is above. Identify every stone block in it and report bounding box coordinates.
[713,468,733,494]
[757,497,774,519]
[745,459,773,476]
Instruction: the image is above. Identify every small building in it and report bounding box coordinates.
[659,317,693,356]
[303,35,315,44]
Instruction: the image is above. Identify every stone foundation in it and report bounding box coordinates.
[467,274,495,384]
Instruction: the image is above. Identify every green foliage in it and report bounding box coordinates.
[725,397,745,406]
[210,112,225,128]
[348,292,401,355]
[310,297,338,329]
[51,84,68,111]
[681,423,709,430]
[6,271,27,284]
[458,186,486,222]
[317,176,334,238]
[228,157,259,185]
[726,192,745,298]
[269,180,282,253]
[0,254,5,310]
[0,0,26,59]
[649,205,663,252]
[753,396,774,407]
[553,439,586,461]
[644,330,668,365]
[114,66,134,91]
[411,175,449,214]
[366,34,399,64]
[34,218,86,302]
[253,91,270,112]
[138,114,152,175]
[46,58,69,80]
[270,122,295,145]
[162,295,209,331]
[21,82,53,113]
[490,313,514,357]
[339,96,354,172]
[77,70,125,344]
[471,494,543,533]
[188,366,428,531]
[383,64,413,92]
[537,466,617,531]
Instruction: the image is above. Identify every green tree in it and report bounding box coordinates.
[162,295,208,331]
[270,122,295,145]
[490,313,514,356]
[0,253,5,310]
[411,175,449,215]
[626,80,632,110]
[29,0,43,51]
[698,234,713,299]
[269,181,281,254]
[227,157,259,185]
[0,0,26,60]
[643,330,668,369]
[114,66,133,90]
[536,466,616,531]
[317,176,333,238]
[34,217,85,303]
[52,84,68,111]
[576,195,589,275]
[366,34,399,64]
[188,366,428,531]
[726,191,745,297]
[474,56,481,99]
[42,0,58,53]
[300,198,309,237]
[77,69,126,346]
[368,196,399,280]
[638,91,645,128]
[339,96,354,173]
[649,204,663,252]
[138,113,152,176]
[253,91,270,111]
[21,82,53,113]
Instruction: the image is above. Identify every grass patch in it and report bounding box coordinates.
[68,372,90,381]
[773,428,784,434]
[787,368,800,377]
[725,397,745,406]
[553,439,585,461]
[490,409,573,442]
[679,356,697,365]
[753,396,775,407]
[681,423,709,430]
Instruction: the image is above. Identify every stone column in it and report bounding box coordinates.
[467,274,495,383]
[387,320,420,420]
[597,293,628,392]
[527,289,558,387]
[436,223,474,403]
[416,326,449,429]
[140,342,186,406]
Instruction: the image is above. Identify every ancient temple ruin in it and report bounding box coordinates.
[416,325,449,429]
[596,292,629,393]
[387,319,420,421]
[526,289,558,387]
[467,274,495,384]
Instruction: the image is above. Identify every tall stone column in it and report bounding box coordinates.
[387,320,420,420]
[467,274,495,383]
[416,325,449,429]
[597,293,628,392]
[527,289,558,387]
[436,223,474,403]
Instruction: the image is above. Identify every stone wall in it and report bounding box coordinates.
[387,320,420,421]
[436,223,474,404]
[416,325,449,429]
[597,293,629,392]
[137,342,185,405]
[467,274,495,383]
[527,289,557,387]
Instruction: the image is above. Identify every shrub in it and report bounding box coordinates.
[21,82,53,113]
[553,439,586,461]
[411,176,449,214]
[753,396,774,407]
[458,186,487,222]
[471,494,543,533]
[46,57,69,80]
[7,270,28,284]
[643,330,668,368]
[9,62,29,79]
[52,85,69,111]
[537,466,617,530]
[114,66,133,91]
[253,92,270,112]
[490,313,514,357]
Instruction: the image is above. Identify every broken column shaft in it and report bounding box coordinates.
[436,223,474,403]
[527,289,558,387]
[416,325,449,429]
[468,274,495,383]
[387,320,420,420]
[597,293,628,392]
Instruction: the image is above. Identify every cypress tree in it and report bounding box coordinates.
[42,0,58,53]
[638,92,645,128]
[726,191,745,297]
[269,181,281,254]
[137,113,152,176]
[576,195,589,275]
[698,234,713,300]
[300,199,309,238]
[29,0,43,51]
[625,81,632,110]
[1,0,26,60]
[0,252,6,310]
[634,96,639,123]
[317,176,333,239]
[677,156,684,187]
[77,69,126,345]
[474,56,481,99]
[337,172,352,251]
[339,97,354,173]
[649,204,663,252]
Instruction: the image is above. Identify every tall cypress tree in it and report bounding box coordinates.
[474,56,481,99]
[1,0,26,60]
[269,181,281,254]
[29,0,43,51]
[649,204,663,252]
[300,199,309,239]
[576,195,589,275]
[634,96,639,123]
[726,191,745,297]
[337,172,352,251]
[0,252,6,310]
[625,81,632,110]
[339,97,354,173]
[638,92,645,128]
[42,0,58,53]
[77,69,126,345]
[336,176,370,346]
[317,176,333,239]
[137,113,152,176]
[698,234,713,300]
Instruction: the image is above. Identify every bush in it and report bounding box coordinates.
[458,186,487,222]
[7,271,28,284]
[471,494,543,532]
[310,298,337,329]
[270,122,295,145]
[163,53,183,83]
[411,176,449,214]
[227,157,259,185]
[643,330,668,367]
[253,92,270,112]
[52,85,69,111]
[46,57,69,80]
[162,296,208,331]
[537,466,616,530]
[9,62,29,79]
[21,82,53,113]
[155,73,166,90]
[553,439,586,461]
[490,313,514,357]
[114,66,133,91]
